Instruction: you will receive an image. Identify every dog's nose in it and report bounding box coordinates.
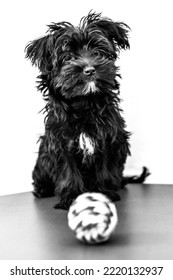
[83,66,96,76]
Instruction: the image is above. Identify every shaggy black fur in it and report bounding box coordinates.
[25,12,150,209]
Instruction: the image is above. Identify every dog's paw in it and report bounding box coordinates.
[54,202,70,210]
[33,188,53,198]
[54,197,74,210]
[33,190,44,198]
[103,192,121,202]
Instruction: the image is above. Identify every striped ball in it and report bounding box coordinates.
[67,192,118,244]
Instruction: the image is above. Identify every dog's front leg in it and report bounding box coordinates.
[54,155,84,210]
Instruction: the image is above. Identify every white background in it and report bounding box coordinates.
[0,0,173,195]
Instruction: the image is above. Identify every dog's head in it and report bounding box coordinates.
[25,12,130,99]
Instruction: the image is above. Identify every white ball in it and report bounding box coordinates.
[67,192,118,244]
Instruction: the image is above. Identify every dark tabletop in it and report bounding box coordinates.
[0,184,173,260]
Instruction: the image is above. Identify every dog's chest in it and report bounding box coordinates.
[66,98,113,160]
[69,99,105,136]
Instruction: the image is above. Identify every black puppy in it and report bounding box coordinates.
[25,12,149,209]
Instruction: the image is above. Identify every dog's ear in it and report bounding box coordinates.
[95,20,130,51]
[25,22,74,73]
[84,12,130,51]
[25,35,53,73]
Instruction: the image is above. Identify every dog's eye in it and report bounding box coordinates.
[107,53,114,60]
[63,54,74,62]
[93,51,106,58]
[93,51,100,57]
